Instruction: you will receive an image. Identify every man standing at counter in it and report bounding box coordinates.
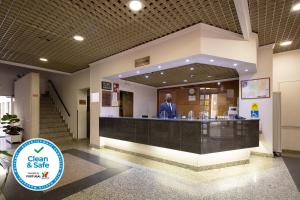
[159,93,177,118]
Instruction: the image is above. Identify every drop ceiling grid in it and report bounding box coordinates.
[1,0,241,72]
[249,0,300,53]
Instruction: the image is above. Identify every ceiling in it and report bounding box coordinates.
[0,0,240,73]
[122,63,239,87]
[0,0,299,73]
[249,0,300,53]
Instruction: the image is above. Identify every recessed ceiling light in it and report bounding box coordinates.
[183,80,188,83]
[280,40,292,46]
[118,74,123,78]
[162,81,167,84]
[145,75,149,79]
[233,63,238,67]
[128,0,143,12]
[210,59,214,62]
[292,2,300,11]
[185,59,190,63]
[136,70,140,74]
[39,58,48,62]
[245,69,249,72]
[73,35,84,41]
[160,72,164,75]
[157,65,162,69]
[217,82,221,86]
[208,75,212,78]
[190,67,194,71]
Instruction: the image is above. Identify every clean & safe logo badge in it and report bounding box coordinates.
[12,138,64,191]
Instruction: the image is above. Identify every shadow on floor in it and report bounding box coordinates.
[283,155,300,191]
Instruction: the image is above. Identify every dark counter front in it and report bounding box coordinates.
[99,117,259,154]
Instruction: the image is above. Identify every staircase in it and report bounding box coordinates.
[40,94,73,143]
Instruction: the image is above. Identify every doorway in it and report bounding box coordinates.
[119,91,133,117]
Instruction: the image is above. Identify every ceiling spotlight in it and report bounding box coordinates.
[160,72,164,75]
[210,59,214,62]
[183,80,188,83]
[245,69,249,72]
[128,0,143,12]
[185,59,190,63]
[145,75,149,79]
[118,74,123,78]
[233,63,238,67]
[162,81,167,84]
[190,67,194,71]
[292,2,300,11]
[39,58,48,62]
[73,35,84,41]
[157,65,162,69]
[217,82,221,86]
[136,70,140,74]
[280,40,292,46]
[208,75,212,78]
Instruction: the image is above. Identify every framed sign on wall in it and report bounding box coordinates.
[241,78,270,99]
[101,81,112,90]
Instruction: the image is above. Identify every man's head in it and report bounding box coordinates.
[165,93,172,103]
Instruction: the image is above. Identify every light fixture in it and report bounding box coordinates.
[185,59,190,63]
[233,63,238,67]
[118,74,123,78]
[128,0,143,12]
[160,72,164,75]
[210,59,214,62]
[73,35,84,41]
[39,58,48,62]
[280,40,292,46]
[245,69,249,72]
[157,65,162,69]
[208,75,212,78]
[136,70,140,74]
[217,82,221,86]
[145,75,149,79]
[183,80,188,83]
[162,81,167,84]
[190,67,194,71]
[292,2,300,11]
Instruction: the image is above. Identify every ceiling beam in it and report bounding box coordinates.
[234,0,252,40]
[0,60,71,75]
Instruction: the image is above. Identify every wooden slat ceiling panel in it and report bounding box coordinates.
[249,0,300,53]
[0,0,241,72]
[123,63,239,87]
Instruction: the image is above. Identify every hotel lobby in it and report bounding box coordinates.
[0,0,300,199]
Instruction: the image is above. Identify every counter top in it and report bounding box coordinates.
[100,116,258,123]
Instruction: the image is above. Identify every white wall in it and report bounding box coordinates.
[100,80,157,118]
[239,45,273,154]
[49,69,90,138]
[14,73,40,140]
[273,49,300,151]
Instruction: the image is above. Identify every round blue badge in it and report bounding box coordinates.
[12,138,64,191]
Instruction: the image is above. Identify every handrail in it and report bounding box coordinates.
[48,80,70,117]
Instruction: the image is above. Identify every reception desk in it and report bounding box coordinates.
[99,117,259,154]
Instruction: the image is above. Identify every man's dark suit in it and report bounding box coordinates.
[159,102,176,118]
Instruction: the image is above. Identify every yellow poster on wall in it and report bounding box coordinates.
[251,103,259,111]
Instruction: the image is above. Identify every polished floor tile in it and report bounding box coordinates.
[1,139,300,200]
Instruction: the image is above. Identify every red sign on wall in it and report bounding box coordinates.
[113,83,119,92]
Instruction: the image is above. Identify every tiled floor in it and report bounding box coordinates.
[1,139,300,200]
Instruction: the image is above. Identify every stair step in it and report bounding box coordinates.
[40,132,71,139]
[40,127,69,134]
[40,123,67,129]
